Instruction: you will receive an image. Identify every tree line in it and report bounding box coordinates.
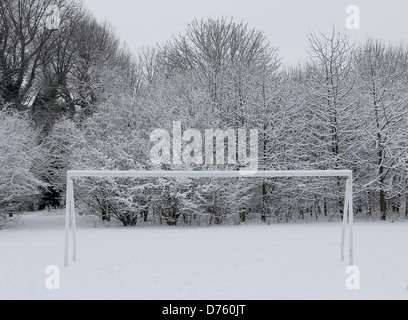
[1,0,407,225]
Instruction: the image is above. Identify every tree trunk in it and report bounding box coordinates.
[315,198,322,217]
[101,199,111,222]
[240,210,246,223]
[405,195,408,218]
[142,209,148,222]
[183,213,189,225]
[378,147,386,220]
[261,181,267,223]
[380,189,387,221]
[339,197,344,219]
[366,192,372,216]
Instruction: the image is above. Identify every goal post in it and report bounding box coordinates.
[64,170,354,266]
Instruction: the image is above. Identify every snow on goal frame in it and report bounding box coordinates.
[64,170,354,267]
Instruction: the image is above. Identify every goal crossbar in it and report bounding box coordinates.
[64,170,354,266]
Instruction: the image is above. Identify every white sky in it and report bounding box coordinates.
[81,0,408,66]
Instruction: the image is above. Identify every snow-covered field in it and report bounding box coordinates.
[0,212,407,300]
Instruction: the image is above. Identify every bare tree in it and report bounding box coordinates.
[160,18,276,109]
[302,29,356,218]
[0,0,77,109]
[354,40,408,220]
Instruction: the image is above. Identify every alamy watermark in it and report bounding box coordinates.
[45,265,60,290]
[345,265,360,290]
[45,4,61,30]
[346,5,360,30]
[150,121,259,174]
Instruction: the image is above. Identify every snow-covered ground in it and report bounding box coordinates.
[0,212,407,300]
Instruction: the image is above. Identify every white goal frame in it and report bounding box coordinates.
[64,170,354,266]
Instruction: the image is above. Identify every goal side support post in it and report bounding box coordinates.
[341,177,354,265]
[64,170,354,267]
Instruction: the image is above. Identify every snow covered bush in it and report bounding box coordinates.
[0,111,46,218]
[36,118,86,210]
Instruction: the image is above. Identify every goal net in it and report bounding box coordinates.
[64,170,354,266]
